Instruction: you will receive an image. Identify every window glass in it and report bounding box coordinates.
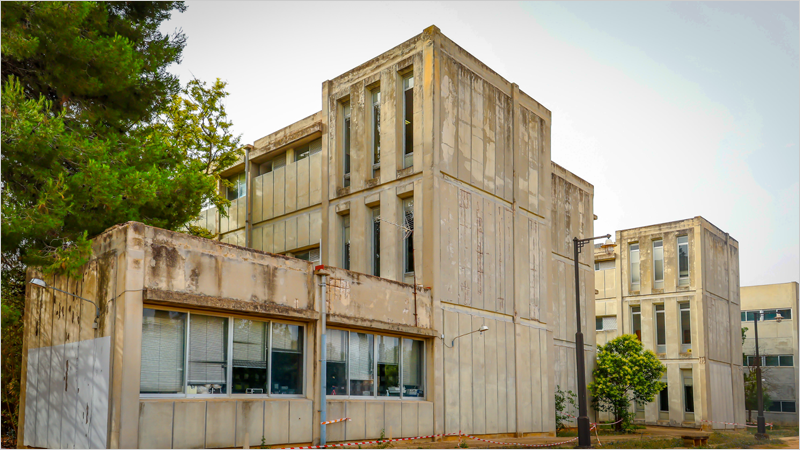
[595,263,599,271]
[680,303,691,345]
[343,102,351,186]
[403,73,414,167]
[372,207,381,276]
[403,339,424,398]
[630,244,640,289]
[294,248,321,264]
[659,385,669,412]
[232,319,267,394]
[765,355,780,366]
[372,89,381,168]
[403,198,414,273]
[327,329,348,396]
[271,323,303,395]
[779,309,792,320]
[227,172,246,201]
[188,314,228,394]
[678,236,689,286]
[763,309,778,321]
[783,401,797,413]
[140,309,186,394]
[780,355,793,366]
[632,306,642,341]
[377,335,400,397]
[596,317,603,331]
[349,332,374,396]
[343,215,350,270]
[653,240,664,288]
[746,311,756,321]
[655,305,666,350]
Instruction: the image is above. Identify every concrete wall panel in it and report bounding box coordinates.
[264,401,290,445]
[205,401,236,448]
[236,400,265,448]
[365,402,385,439]
[327,401,346,442]
[401,402,418,437]
[443,310,460,434]
[137,402,173,449]
[384,402,402,439]
[345,400,366,441]
[173,401,206,449]
[419,401,434,436]
[471,315,486,435]
[288,400,313,443]
[297,157,310,210]
[484,318,499,434]
[458,312,474,432]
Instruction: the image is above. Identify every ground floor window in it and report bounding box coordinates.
[681,369,694,421]
[140,308,304,397]
[325,328,424,399]
[767,401,797,413]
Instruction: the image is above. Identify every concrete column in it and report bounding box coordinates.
[320,81,332,264]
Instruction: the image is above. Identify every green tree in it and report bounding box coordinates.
[555,385,578,432]
[743,361,774,422]
[589,334,666,432]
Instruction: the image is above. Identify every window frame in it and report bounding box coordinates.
[652,239,664,289]
[629,243,640,291]
[342,102,351,187]
[677,236,689,286]
[371,207,380,276]
[139,306,307,399]
[371,87,381,177]
[402,198,415,275]
[326,327,426,401]
[741,308,793,322]
[402,72,414,169]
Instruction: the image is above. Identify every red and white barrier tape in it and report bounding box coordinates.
[269,432,461,449]
[320,418,351,426]
[701,419,773,430]
[462,425,597,448]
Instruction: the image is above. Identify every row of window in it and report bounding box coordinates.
[744,355,794,367]
[140,309,304,397]
[342,72,414,187]
[766,401,797,413]
[629,236,689,291]
[631,302,692,353]
[656,370,695,420]
[342,198,414,276]
[325,329,424,399]
[741,309,792,322]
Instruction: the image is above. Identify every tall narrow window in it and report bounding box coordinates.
[326,329,348,396]
[349,332,374,396]
[632,306,642,341]
[188,314,228,394]
[680,302,691,352]
[402,339,424,397]
[342,215,350,270]
[658,376,669,420]
[140,309,186,394]
[653,240,664,289]
[343,102,351,187]
[682,369,694,420]
[402,73,414,168]
[271,323,303,395]
[227,172,247,201]
[372,207,380,276]
[371,88,381,177]
[377,335,400,397]
[403,198,414,274]
[677,236,689,286]
[655,304,666,353]
[232,319,267,394]
[630,243,640,291]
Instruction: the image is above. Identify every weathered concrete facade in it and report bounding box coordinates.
[593,217,745,429]
[741,282,799,425]
[20,26,598,448]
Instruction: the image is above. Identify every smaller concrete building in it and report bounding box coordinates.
[741,282,799,425]
[593,217,745,429]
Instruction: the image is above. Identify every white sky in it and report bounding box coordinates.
[161,1,799,286]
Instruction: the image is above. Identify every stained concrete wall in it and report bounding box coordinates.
[741,282,799,425]
[594,217,745,429]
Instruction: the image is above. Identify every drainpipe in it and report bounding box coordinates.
[316,265,329,446]
[244,145,253,248]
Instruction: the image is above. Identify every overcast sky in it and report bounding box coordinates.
[161,1,799,286]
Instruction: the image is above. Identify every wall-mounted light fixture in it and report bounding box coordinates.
[441,325,488,348]
[29,278,99,329]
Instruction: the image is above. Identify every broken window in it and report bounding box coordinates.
[402,73,414,168]
[343,214,350,270]
[677,236,689,286]
[629,243,640,291]
[372,207,380,276]
[403,198,414,274]
[372,88,381,177]
[343,102,351,187]
[653,240,664,289]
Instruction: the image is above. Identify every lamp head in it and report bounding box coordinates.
[30,278,47,288]
[600,238,617,256]
[776,313,783,323]
[479,325,489,333]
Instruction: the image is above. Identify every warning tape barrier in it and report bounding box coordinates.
[269,432,461,449]
[320,418,351,426]
[463,425,597,448]
[701,419,773,430]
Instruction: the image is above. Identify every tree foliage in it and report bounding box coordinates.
[555,385,578,432]
[589,334,667,432]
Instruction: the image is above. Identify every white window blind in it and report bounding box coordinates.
[327,329,347,362]
[272,323,301,353]
[350,333,373,381]
[140,310,186,393]
[188,315,227,384]
[233,319,266,369]
[602,316,618,330]
[402,339,423,386]
[378,336,400,364]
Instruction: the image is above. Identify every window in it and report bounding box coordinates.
[768,401,797,413]
[403,198,414,274]
[653,240,664,289]
[682,369,694,420]
[402,73,414,168]
[259,153,286,175]
[293,248,321,264]
[343,102,351,187]
[631,306,642,341]
[655,304,666,353]
[596,316,617,331]
[680,302,691,352]
[294,138,322,162]
[227,172,247,201]
[342,215,350,270]
[741,309,793,321]
[372,207,380,276]
[328,329,424,399]
[677,236,689,286]
[630,244,640,291]
[595,263,599,271]
[140,309,186,394]
[596,317,603,331]
[635,401,645,420]
[371,88,381,177]
[140,308,305,397]
[659,384,669,413]
[747,355,794,367]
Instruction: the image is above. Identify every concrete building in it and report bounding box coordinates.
[18,27,599,449]
[741,282,799,425]
[593,217,746,429]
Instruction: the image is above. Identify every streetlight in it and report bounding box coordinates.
[29,278,100,328]
[441,325,489,348]
[752,310,783,439]
[573,234,613,448]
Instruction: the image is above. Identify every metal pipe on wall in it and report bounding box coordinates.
[319,268,328,446]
